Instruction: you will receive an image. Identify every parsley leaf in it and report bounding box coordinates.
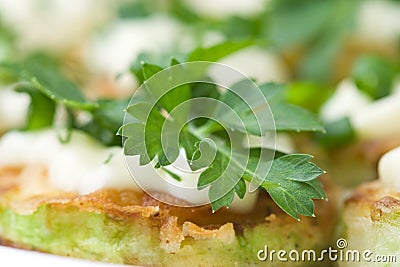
[14,82,56,130]
[0,45,327,220]
[351,55,399,100]
[260,83,324,132]
[187,40,253,62]
[267,0,361,82]
[261,154,326,220]
[130,41,254,84]
[78,98,130,146]
[27,64,98,111]
[121,62,326,220]
[216,82,324,134]
[0,57,125,146]
[266,179,325,220]
[0,61,98,111]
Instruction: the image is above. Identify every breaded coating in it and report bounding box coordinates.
[0,166,337,266]
[341,181,400,267]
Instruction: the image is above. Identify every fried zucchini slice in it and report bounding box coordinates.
[341,180,400,267]
[0,166,337,266]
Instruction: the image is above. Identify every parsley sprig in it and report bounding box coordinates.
[0,43,327,220]
[0,55,126,146]
[121,59,326,220]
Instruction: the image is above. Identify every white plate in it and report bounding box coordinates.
[0,245,137,267]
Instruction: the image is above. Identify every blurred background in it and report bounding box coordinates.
[0,0,399,187]
[1,0,399,89]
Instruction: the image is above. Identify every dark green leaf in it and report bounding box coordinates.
[210,189,235,212]
[118,1,150,18]
[351,55,398,100]
[215,16,264,41]
[130,52,186,84]
[268,0,333,48]
[28,64,97,111]
[268,0,361,82]
[163,168,182,182]
[14,83,56,130]
[261,154,326,220]
[122,61,326,218]
[79,98,129,146]
[234,179,246,199]
[259,83,324,132]
[142,63,163,81]
[0,62,98,111]
[265,154,324,183]
[187,40,253,62]
[197,153,228,189]
[215,82,324,134]
[316,116,356,148]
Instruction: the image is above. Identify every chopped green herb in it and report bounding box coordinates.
[120,62,326,219]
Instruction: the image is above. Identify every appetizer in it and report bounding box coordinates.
[0,0,399,266]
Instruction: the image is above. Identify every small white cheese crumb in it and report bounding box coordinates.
[0,87,30,132]
[379,146,400,190]
[321,79,400,140]
[354,0,400,46]
[229,187,259,213]
[320,79,371,122]
[209,46,289,86]
[0,129,138,194]
[350,92,400,140]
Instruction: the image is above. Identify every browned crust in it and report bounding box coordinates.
[182,221,235,243]
[0,166,337,253]
[345,181,400,205]
[0,237,32,250]
[345,180,400,221]
[159,216,184,254]
[0,166,335,224]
